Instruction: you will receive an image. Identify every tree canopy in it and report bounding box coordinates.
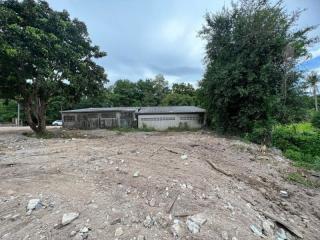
[199,0,317,143]
[0,0,107,133]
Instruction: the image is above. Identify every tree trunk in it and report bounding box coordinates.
[314,86,318,112]
[24,96,47,134]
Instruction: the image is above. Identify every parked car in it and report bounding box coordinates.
[52,120,63,126]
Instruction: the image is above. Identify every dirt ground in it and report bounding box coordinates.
[0,127,319,240]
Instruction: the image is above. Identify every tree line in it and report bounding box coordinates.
[0,0,319,139]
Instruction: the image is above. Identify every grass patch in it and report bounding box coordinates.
[272,122,320,171]
[22,131,55,139]
[287,172,320,188]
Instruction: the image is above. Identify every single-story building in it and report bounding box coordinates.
[61,106,206,130]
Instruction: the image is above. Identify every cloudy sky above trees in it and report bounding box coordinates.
[47,0,320,86]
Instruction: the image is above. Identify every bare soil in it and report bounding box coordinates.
[0,127,319,240]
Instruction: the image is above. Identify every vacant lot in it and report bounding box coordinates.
[0,127,319,240]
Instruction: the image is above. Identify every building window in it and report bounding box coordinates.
[64,115,75,122]
[180,116,199,121]
[141,117,175,121]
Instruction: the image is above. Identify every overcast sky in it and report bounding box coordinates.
[47,0,320,87]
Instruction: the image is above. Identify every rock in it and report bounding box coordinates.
[221,231,229,240]
[186,219,200,234]
[115,227,124,237]
[280,190,289,198]
[143,215,153,228]
[181,154,188,160]
[154,213,170,228]
[149,198,156,207]
[189,213,207,226]
[276,228,287,240]
[80,227,89,233]
[171,219,185,238]
[27,199,42,212]
[61,212,79,226]
[262,220,274,236]
[137,235,145,240]
[250,224,263,237]
[70,231,77,237]
[133,171,140,177]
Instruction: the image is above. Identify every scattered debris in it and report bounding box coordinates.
[262,219,274,236]
[276,228,287,240]
[262,212,303,239]
[80,227,89,233]
[133,171,140,177]
[61,212,79,226]
[143,215,154,228]
[186,218,200,234]
[149,198,156,207]
[221,231,229,240]
[186,213,207,234]
[110,217,121,225]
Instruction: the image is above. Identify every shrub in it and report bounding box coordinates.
[311,111,320,129]
[272,123,320,171]
[245,121,273,145]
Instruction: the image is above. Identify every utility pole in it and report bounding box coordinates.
[17,103,20,126]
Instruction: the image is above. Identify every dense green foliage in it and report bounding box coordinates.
[0,99,17,122]
[0,0,107,133]
[272,123,320,171]
[199,0,316,143]
[311,111,320,129]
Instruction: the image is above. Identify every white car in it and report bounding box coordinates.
[52,120,63,126]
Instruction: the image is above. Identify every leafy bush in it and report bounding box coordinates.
[272,123,320,171]
[245,121,273,145]
[311,111,320,129]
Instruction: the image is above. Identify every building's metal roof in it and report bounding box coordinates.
[61,106,206,114]
[61,107,138,113]
[137,106,206,114]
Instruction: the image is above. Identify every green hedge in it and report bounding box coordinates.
[272,123,320,171]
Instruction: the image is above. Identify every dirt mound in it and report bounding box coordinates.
[0,128,319,239]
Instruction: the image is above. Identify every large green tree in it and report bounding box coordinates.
[199,0,316,142]
[0,0,107,133]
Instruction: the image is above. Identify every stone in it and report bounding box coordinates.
[181,154,188,160]
[27,199,42,212]
[143,215,153,228]
[189,213,207,226]
[61,212,79,226]
[276,228,287,240]
[280,190,289,198]
[115,227,124,237]
[186,219,200,234]
[110,217,121,225]
[171,219,185,238]
[250,224,263,237]
[221,231,229,240]
[80,227,89,233]
[133,171,140,177]
[70,231,77,237]
[262,220,274,236]
[137,235,145,240]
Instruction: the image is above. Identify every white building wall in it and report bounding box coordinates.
[138,113,202,130]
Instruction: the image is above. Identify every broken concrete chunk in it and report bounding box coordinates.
[27,199,42,212]
[133,171,140,177]
[276,228,287,240]
[115,227,124,237]
[186,219,200,234]
[61,212,79,226]
[250,224,263,237]
[181,154,188,160]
